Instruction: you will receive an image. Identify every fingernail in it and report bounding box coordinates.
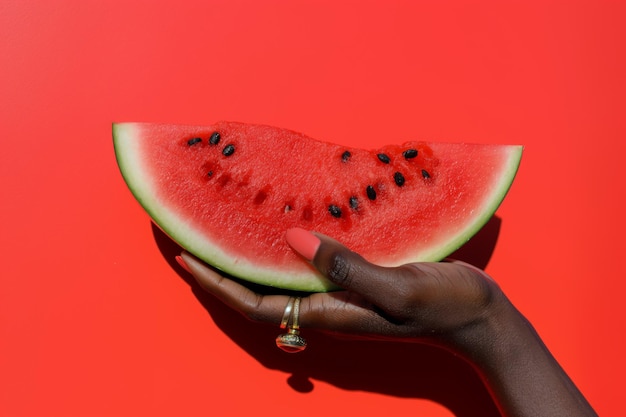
[175,255,192,273]
[285,228,320,261]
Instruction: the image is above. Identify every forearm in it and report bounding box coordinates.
[454,298,597,417]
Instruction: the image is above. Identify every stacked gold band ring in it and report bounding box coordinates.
[279,297,294,329]
[276,297,307,353]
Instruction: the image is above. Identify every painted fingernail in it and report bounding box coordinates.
[285,228,321,261]
[175,255,192,273]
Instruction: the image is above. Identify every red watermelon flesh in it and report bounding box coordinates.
[113,122,522,292]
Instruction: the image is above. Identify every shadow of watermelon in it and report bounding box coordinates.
[152,217,502,417]
[449,215,501,268]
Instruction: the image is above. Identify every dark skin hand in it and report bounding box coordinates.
[179,228,597,417]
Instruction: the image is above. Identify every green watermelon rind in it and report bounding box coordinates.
[415,145,523,261]
[113,123,335,292]
[113,122,522,293]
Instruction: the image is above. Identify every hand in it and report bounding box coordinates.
[178,228,598,416]
[179,228,507,353]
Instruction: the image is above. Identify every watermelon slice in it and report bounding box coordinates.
[113,122,522,292]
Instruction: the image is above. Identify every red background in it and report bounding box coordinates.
[1,1,624,416]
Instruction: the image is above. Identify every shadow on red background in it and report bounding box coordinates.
[152,217,502,417]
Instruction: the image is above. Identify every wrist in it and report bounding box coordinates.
[446,290,530,365]
[446,292,598,416]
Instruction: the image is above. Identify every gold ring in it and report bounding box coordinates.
[291,297,301,330]
[280,297,295,329]
[275,297,307,353]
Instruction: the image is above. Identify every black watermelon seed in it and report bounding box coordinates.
[341,150,351,162]
[366,185,377,200]
[394,172,405,186]
[222,144,235,156]
[207,170,214,178]
[187,137,202,146]
[328,205,342,218]
[422,169,431,179]
[377,153,391,164]
[349,196,359,209]
[209,132,221,145]
[403,149,418,159]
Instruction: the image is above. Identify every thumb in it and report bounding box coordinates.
[285,228,406,301]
